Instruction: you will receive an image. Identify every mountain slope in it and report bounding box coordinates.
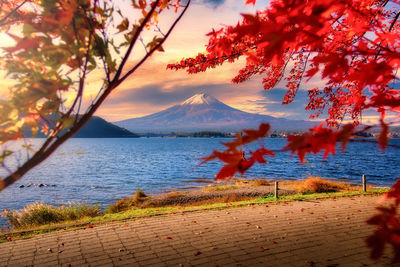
[73,116,139,138]
[32,116,139,138]
[115,93,318,133]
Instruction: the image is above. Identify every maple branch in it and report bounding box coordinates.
[139,37,148,53]
[65,29,94,122]
[80,0,110,84]
[388,11,400,32]
[0,0,192,192]
[294,52,310,92]
[101,30,111,83]
[155,25,166,37]
[0,0,28,26]
[113,0,161,82]
[117,0,191,86]
[169,46,250,73]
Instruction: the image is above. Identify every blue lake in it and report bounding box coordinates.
[0,138,399,214]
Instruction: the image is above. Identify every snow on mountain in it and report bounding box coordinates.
[114,93,318,133]
[181,93,217,105]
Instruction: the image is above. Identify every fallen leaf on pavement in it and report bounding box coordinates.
[194,251,201,256]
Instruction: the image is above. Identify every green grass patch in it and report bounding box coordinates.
[254,188,388,202]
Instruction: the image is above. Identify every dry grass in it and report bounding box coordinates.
[233,179,271,186]
[105,190,148,213]
[179,194,256,207]
[249,179,270,186]
[202,185,236,191]
[289,177,351,194]
[1,202,100,229]
[163,191,185,199]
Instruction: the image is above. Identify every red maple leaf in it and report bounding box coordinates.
[245,0,256,5]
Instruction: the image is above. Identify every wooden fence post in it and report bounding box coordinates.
[275,181,279,199]
[362,175,367,192]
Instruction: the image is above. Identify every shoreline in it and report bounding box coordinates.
[0,187,388,243]
[0,195,392,266]
[1,178,389,237]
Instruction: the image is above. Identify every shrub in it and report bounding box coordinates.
[105,197,134,213]
[295,177,348,194]
[135,190,147,199]
[105,190,148,213]
[1,202,100,229]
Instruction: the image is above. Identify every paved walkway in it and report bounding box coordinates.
[0,196,395,267]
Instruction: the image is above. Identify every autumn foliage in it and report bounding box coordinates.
[0,0,399,263]
[169,0,400,262]
[177,0,400,178]
[0,0,190,189]
[201,123,274,179]
[367,182,400,262]
[169,0,400,127]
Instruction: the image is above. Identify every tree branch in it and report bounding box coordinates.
[112,0,161,82]
[117,0,191,87]
[0,0,192,191]
[0,0,28,26]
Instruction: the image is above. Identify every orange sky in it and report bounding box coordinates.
[96,0,272,122]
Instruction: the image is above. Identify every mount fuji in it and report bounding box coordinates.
[114,93,318,133]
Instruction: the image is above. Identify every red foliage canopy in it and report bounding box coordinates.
[169,0,400,262]
[168,0,400,127]
[169,0,400,175]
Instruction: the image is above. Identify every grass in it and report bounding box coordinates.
[0,177,389,242]
[289,177,351,193]
[33,188,390,224]
[162,191,186,199]
[234,179,271,186]
[104,190,148,213]
[0,202,100,229]
[250,179,271,186]
[0,187,388,243]
[202,184,236,191]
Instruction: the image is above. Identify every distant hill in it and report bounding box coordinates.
[32,116,139,138]
[115,93,318,133]
[73,116,139,138]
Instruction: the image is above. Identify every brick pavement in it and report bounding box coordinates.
[0,195,395,266]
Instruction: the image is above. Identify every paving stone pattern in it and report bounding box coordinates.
[0,196,395,266]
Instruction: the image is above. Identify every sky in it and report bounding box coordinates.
[96,0,323,122]
[99,0,391,125]
[1,0,396,125]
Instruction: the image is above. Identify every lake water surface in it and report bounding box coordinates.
[0,138,399,214]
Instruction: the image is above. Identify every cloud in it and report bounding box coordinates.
[248,88,399,124]
[199,0,226,7]
[100,80,260,121]
[245,88,317,120]
[105,80,259,107]
[93,0,331,123]
[106,84,205,107]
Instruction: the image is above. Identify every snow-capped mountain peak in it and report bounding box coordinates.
[181,93,217,105]
[115,93,318,133]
